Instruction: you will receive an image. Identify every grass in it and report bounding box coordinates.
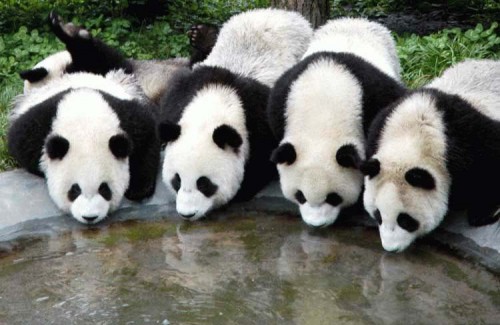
[0,21,499,172]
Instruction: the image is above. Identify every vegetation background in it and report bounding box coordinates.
[0,0,499,171]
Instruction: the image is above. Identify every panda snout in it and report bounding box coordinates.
[82,215,98,223]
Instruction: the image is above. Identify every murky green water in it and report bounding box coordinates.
[0,212,498,324]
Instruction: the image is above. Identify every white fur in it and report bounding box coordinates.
[278,59,365,227]
[23,51,72,94]
[303,18,401,80]
[427,59,500,121]
[162,85,249,220]
[40,89,130,224]
[11,69,143,122]
[198,8,313,87]
[363,92,450,252]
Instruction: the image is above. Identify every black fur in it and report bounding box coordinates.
[67,183,81,202]
[365,88,500,227]
[213,124,243,151]
[19,67,48,82]
[7,90,71,176]
[109,134,131,159]
[405,167,436,190]
[267,52,406,141]
[374,209,382,225]
[325,192,343,206]
[360,158,380,179]
[100,92,160,201]
[98,182,112,201]
[46,135,70,160]
[157,121,181,144]
[49,11,133,76]
[159,66,278,201]
[196,176,218,198]
[295,190,306,204]
[397,213,419,232]
[270,142,296,165]
[188,23,219,67]
[336,144,361,169]
[171,173,181,192]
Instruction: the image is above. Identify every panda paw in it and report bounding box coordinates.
[125,182,156,202]
[467,208,500,227]
[187,24,219,53]
[49,11,91,44]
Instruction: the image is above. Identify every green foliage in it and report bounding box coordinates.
[397,22,500,88]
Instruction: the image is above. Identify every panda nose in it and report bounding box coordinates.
[179,213,195,219]
[82,215,98,222]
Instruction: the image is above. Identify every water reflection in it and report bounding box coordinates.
[0,214,498,324]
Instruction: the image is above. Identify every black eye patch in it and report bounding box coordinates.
[197,176,218,197]
[336,144,361,169]
[46,135,69,160]
[397,213,419,233]
[68,183,81,202]
[325,192,343,207]
[270,143,296,165]
[374,209,382,225]
[295,190,306,204]
[98,182,112,201]
[171,173,181,192]
[405,167,436,190]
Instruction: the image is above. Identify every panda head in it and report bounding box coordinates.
[362,92,450,252]
[159,85,249,220]
[272,142,364,227]
[41,90,132,224]
[20,51,71,94]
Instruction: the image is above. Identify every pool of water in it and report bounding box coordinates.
[0,212,498,324]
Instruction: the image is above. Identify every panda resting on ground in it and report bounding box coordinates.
[20,16,219,103]
[8,12,164,224]
[362,59,500,252]
[158,8,313,220]
[267,18,406,227]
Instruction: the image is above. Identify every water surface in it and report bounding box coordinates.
[0,212,498,324]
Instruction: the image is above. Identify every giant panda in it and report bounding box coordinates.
[267,18,405,227]
[158,8,313,220]
[8,12,161,224]
[20,13,219,103]
[362,59,500,252]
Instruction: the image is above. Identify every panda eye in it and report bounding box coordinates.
[98,182,112,201]
[295,190,306,204]
[197,176,218,197]
[171,173,181,192]
[373,209,382,225]
[325,192,343,206]
[397,213,419,233]
[405,167,435,190]
[68,184,81,202]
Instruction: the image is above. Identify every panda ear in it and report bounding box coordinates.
[360,158,380,178]
[109,134,132,159]
[19,67,48,82]
[336,144,361,169]
[213,124,243,150]
[46,135,69,160]
[157,121,181,144]
[270,143,296,165]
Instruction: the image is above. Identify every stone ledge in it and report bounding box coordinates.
[0,169,499,272]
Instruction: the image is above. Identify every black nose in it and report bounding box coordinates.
[82,215,98,222]
[179,213,195,219]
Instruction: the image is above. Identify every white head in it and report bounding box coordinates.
[159,85,249,220]
[271,59,365,227]
[362,92,450,252]
[21,51,71,94]
[40,89,131,224]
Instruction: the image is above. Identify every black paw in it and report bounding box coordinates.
[187,24,219,53]
[49,11,91,44]
[125,182,156,202]
[467,209,500,227]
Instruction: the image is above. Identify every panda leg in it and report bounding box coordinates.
[49,11,132,76]
[467,199,500,227]
[188,24,219,66]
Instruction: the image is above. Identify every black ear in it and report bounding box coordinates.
[336,144,361,168]
[46,135,69,160]
[109,134,131,159]
[157,121,181,143]
[270,143,296,165]
[360,158,380,178]
[213,124,243,150]
[405,167,436,190]
[19,67,49,82]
